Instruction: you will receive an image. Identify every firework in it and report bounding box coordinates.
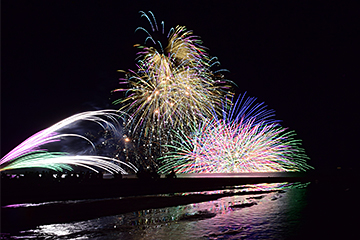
[1,109,123,165]
[158,94,313,174]
[112,12,234,167]
[113,11,233,135]
[0,110,138,173]
[1,152,137,174]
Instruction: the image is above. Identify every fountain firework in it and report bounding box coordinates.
[0,110,137,174]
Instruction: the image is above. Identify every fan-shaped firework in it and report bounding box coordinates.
[0,110,138,174]
[113,11,233,135]
[158,94,313,174]
[1,152,137,174]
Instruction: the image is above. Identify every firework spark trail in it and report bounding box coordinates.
[1,109,122,165]
[0,131,60,165]
[158,95,313,174]
[160,119,311,173]
[0,110,138,173]
[113,11,234,135]
[1,152,138,174]
[226,93,280,126]
[111,11,234,168]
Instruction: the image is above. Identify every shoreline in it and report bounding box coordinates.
[1,175,311,206]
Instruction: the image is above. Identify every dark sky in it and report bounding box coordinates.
[1,1,358,170]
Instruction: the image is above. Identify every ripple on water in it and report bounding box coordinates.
[9,183,314,239]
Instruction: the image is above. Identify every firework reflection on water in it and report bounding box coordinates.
[10,182,319,240]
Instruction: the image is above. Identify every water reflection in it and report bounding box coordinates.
[14,182,310,239]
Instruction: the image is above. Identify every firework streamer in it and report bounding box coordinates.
[0,110,138,173]
[113,11,234,168]
[158,94,313,174]
[1,152,137,174]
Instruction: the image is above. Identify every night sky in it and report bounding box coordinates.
[1,1,358,171]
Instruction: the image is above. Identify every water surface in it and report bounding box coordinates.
[3,182,311,239]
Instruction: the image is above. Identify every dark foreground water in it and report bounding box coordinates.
[1,180,356,239]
